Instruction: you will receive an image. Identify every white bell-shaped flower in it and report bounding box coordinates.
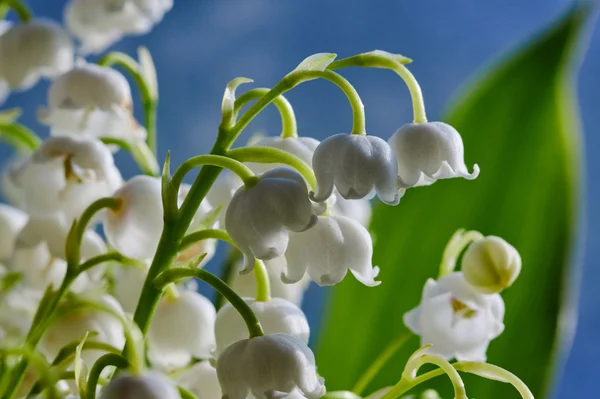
[15,136,122,222]
[462,236,521,294]
[147,290,216,369]
[229,257,311,306]
[215,297,309,356]
[206,170,242,225]
[246,136,320,175]
[329,192,372,227]
[225,168,318,272]
[176,360,221,399]
[66,0,173,54]
[403,272,505,361]
[0,270,40,345]
[0,204,27,262]
[1,155,27,207]
[0,19,73,102]
[388,122,479,188]
[100,371,180,399]
[284,215,379,287]
[111,261,148,313]
[311,134,400,205]
[40,295,126,366]
[38,63,146,143]
[217,333,326,399]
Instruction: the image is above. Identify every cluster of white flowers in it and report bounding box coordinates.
[0,2,531,399]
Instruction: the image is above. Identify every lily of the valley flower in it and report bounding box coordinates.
[403,272,505,362]
[205,170,242,225]
[15,136,122,222]
[0,204,27,262]
[329,193,372,227]
[225,168,318,272]
[284,215,380,287]
[111,261,149,313]
[246,136,320,175]
[100,371,180,399]
[38,63,146,143]
[214,297,310,355]
[216,333,326,399]
[0,19,73,103]
[388,122,479,188]
[229,257,311,306]
[176,360,222,399]
[66,0,173,54]
[462,236,521,294]
[147,290,216,370]
[311,133,400,205]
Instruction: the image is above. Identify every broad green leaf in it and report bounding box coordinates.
[317,6,588,399]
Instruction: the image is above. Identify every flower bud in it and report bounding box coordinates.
[285,215,379,287]
[216,334,326,399]
[225,168,318,272]
[388,122,479,188]
[147,290,216,369]
[215,297,309,355]
[462,236,521,294]
[311,133,400,205]
[100,371,180,399]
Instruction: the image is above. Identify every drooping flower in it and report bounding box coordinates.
[403,272,505,361]
[246,136,320,175]
[14,136,122,223]
[176,360,222,399]
[1,155,28,207]
[0,204,27,263]
[0,19,73,103]
[37,63,146,143]
[216,333,326,399]
[329,193,372,227]
[214,297,309,355]
[388,122,479,188]
[147,290,216,370]
[65,0,173,54]
[311,133,400,205]
[284,215,379,287]
[462,236,521,294]
[229,257,311,306]
[205,170,243,225]
[111,261,149,313]
[225,168,318,272]
[100,371,180,399]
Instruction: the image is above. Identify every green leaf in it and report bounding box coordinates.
[292,53,337,73]
[221,77,254,127]
[138,46,159,101]
[317,6,588,399]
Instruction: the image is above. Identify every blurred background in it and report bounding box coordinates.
[1,0,598,398]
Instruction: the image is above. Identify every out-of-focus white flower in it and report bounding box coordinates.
[215,297,309,356]
[176,360,221,399]
[229,257,311,306]
[311,134,400,205]
[104,175,162,260]
[147,290,216,370]
[0,19,73,103]
[403,272,505,361]
[388,122,479,188]
[0,204,27,262]
[66,0,173,54]
[285,215,379,287]
[329,193,371,227]
[225,168,318,272]
[100,371,180,399]
[0,268,40,345]
[1,155,28,207]
[15,136,122,222]
[111,261,148,313]
[217,333,326,399]
[206,170,243,226]
[462,236,521,294]
[38,63,146,143]
[40,295,126,366]
[245,136,320,175]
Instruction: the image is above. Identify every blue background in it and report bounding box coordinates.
[1,1,599,397]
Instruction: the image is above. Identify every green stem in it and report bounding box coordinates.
[51,341,121,368]
[78,252,138,275]
[438,229,484,278]
[87,354,130,399]
[178,386,199,399]
[154,267,264,338]
[226,146,316,189]
[100,137,159,177]
[352,331,411,395]
[329,55,427,124]
[217,248,242,309]
[0,123,41,152]
[171,154,257,190]
[234,88,298,138]
[98,52,157,155]
[27,371,76,397]
[180,229,233,251]
[254,260,271,302]
[3,347,59,399]
[1,0,32,22]
[408,355,467,399]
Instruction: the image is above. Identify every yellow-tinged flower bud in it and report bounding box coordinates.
[462,236,521,294]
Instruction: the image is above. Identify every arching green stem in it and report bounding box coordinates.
[0,0,32,22]
[234,88,298,138]
[180,229,233,251]
[171,154,257,190]
[78,252,139,275]
[226,146,316,189]
[438,229,484,278]
[0,123,41,152]
[3,347,59,399]
[100,137,159,177]
[254,259,271,302]
[154,268,264,338]
[86,353,130,399]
